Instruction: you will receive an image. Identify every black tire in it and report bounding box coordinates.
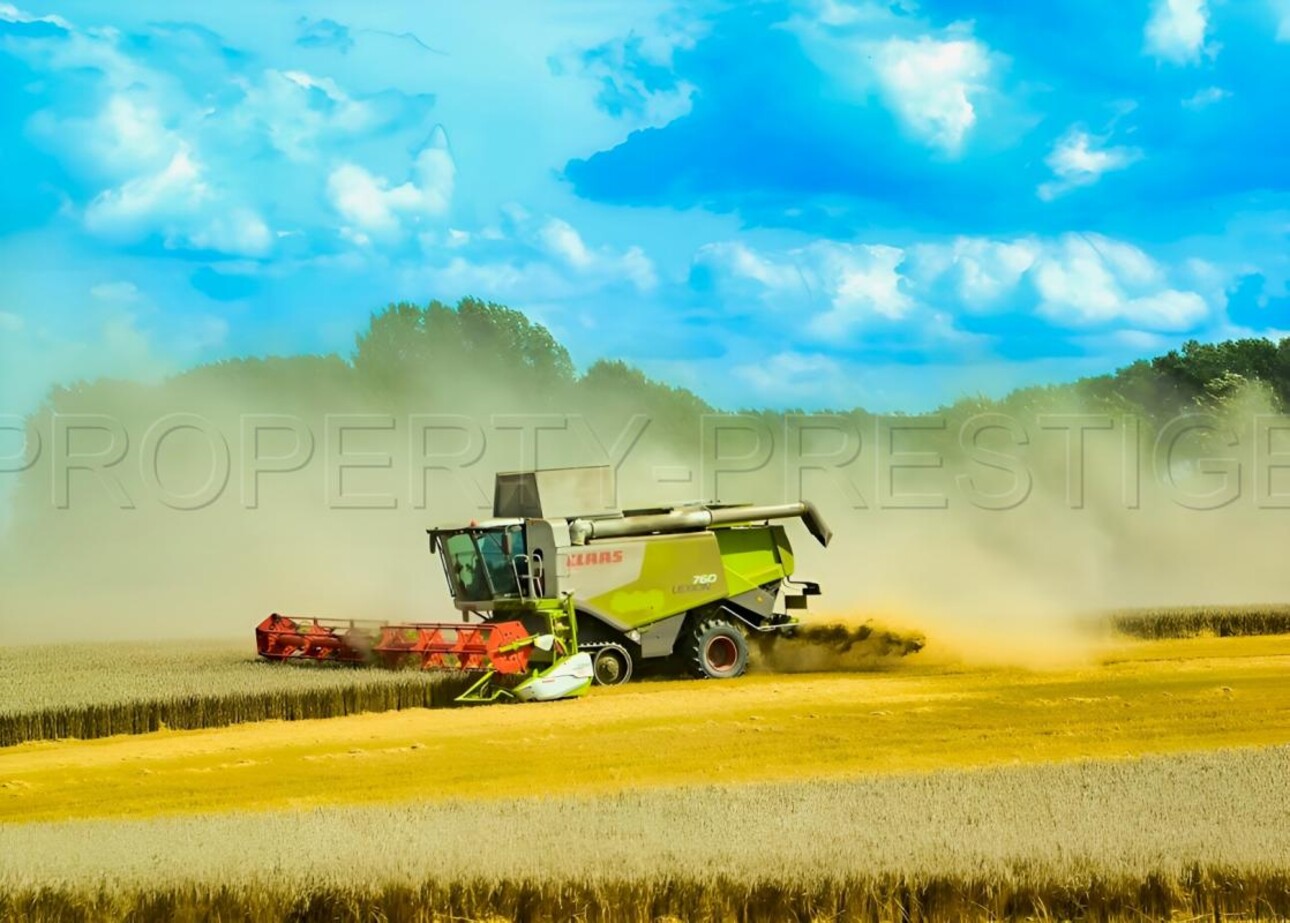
[590,644,633,686]
[682,615,748,679]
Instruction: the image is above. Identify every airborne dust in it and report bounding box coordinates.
[0,367,1287,673]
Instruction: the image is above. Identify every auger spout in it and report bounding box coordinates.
[569,501,831,548]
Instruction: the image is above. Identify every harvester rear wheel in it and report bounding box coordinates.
[589,644,634,686]
[682,616,748,679]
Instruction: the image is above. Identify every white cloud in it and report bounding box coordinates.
[1145,0,1211,64]
[408,211,658,302]
[809,244,912,336]
[1037,128,1142,200]
[83,147,272,257]
[539,219,594,271]
[871,36,992,155]
[910,237,1041,310]
[699,232,1218,344]
[29,93,178,181]
[187,209,273,257]
[328,127,455,242]
[538,219,657,292]
[696,240,915,337]
[1032,235,1209,331]
[0,4,146,90]
[694,242,803,292]
[0,3,69,27]
[1182,86,1231,108]
[85,147,209,231]
[237,70,375,161]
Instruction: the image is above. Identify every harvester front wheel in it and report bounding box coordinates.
[683,616,748,680]
[589,644,634,686]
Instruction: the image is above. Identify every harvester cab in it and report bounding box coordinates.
[257,466,831,704]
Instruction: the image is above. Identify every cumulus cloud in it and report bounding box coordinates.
[871,36,992,155]
[0,4,149,93]
[236,70,375,161]
[695,240,916,338]
[538,218,656,291]
[4,5,440,261]
[786,6,1000,158]
[1037,128,1142,200]
[84,146,272,257]
[913,233,1214,334]
[406,209,658,307]
[693,242,803,292]
[909,237,1041,310]
[1145,0,1211,64]
[85,147,207,230]
[328,127,455,243]
[28,93,178,181]
[1031,234,1209,330]
[696,232,1217,345]
[5,7,280,257]
[808,244,912,336]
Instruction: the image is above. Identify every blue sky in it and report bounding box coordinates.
[1,0,1289,414]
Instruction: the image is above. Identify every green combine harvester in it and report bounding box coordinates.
[256,466,831,703]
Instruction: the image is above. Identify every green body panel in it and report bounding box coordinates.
[714,525,793,596]
[578,525,795,630]
[583,532,728,629]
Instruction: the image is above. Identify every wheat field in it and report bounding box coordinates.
[3,745,1289,921]
[1109,604,1290,639]
[0,642,473,746]
[5,626,1290,920]
[5,634,1290,823]
[2,606,1285,749]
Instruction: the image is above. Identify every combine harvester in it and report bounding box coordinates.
[256,466,831,703]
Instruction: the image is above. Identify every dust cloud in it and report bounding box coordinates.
[780,383,1290,669]
[752,620,925,674]
[0,368,1287,675]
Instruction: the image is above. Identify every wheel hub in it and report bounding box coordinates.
[589,644,633,686]
[705,635,739,673]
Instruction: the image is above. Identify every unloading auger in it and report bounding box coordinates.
[256,466,831,703]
